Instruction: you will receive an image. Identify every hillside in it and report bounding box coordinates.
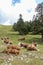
[0,25,43,65]
[0,25,12,36]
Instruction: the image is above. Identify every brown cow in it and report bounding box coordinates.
[2,46,20,55]
[18,37,25,41]
[1,37,12,44]
[18,42,39,51]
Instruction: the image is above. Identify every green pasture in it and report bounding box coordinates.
[0,25,43,65]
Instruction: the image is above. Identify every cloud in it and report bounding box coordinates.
[0,10,8,24]
[3,20,11,25]
[0,0,37,25]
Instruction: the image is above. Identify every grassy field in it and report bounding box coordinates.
[0,25,43,65]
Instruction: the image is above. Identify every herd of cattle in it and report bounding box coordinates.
[0,37,39,55]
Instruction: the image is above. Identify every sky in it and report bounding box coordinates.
[0,0,43,25]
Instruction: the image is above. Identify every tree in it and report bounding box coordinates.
[32,19,41,34]
[35,2,43,41]
[17,14,28,35]
[13,23,17,31]
[13,14,28,35]
[25,21,32,32]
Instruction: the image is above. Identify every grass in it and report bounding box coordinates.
[0,25,43,65]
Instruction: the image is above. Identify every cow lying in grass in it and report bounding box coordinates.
[2,48,19,55]
[2,45,20,55]
[18,37,25,41]
[18,42,39,51]
[1,37,12,45]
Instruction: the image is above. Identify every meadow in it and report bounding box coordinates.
[0,25,43,65]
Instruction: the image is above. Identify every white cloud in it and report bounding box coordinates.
[3,20,11,25]
[0,0,37,25]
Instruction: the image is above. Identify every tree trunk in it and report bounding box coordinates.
[42,33,43,42]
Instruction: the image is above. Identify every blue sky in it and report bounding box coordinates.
[12,0,20,5]
[36,0,43,4]
[0,0,43,25]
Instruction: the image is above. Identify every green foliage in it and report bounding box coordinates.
[13,23,17,31]
[31,20,41,34]
[13,14,28,35]
[35,2,43,41]
[25,21,32,32]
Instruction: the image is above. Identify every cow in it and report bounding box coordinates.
[18,37,25,41]
[18,42,39,51]
[1,37,12,45]
[2,45,20,55]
